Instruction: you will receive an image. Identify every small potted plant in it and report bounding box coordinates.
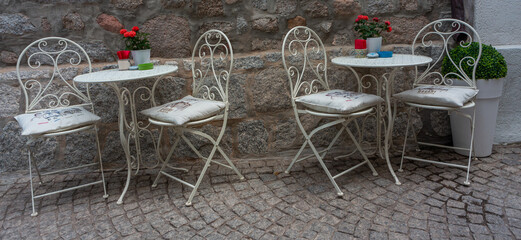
[353,15,392,54]
[442,42,508,157]
[120,26,151,65]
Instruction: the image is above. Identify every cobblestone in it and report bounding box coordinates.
[0,145,520,239]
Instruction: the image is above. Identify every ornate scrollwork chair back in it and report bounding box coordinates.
[412,19,482,89]
[191,29,233,106]
[16,37,94,114]
[282,26,330,102]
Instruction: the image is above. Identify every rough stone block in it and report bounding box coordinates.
[199,21,234,36]
[161,0,188,8]
[0,51,18,64]
[234,56,264,70]
[252,67,291,112]
[0,83,20,118]
[252,17,279,33]
[196,0,224,17]
[303,0,329,18]
[112,0,143,9]
[238,120,268,154]
[228,74,248,119]
[287,16,306,29]
[366,0,399,15]
[96,14,123,33]
[333,0,361,17]
[0,13,36,35]
[62,12,84,31]
[143,15,191,58]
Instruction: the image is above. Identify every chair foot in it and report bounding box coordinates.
[284,171,289,174]
[103,194,109,199]
[151,184,157,188]
[117,200,123,205]
[372,172,378,176]
[398,168,403,172]
[185,201,192,207]
[31,212,38,217]
[337,191,344,197]
[239,177,245,180]
[395,180,402,185]
[464,180,470,185]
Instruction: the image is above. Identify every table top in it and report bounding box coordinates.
[73,65,178,83]
[331,54,432,68]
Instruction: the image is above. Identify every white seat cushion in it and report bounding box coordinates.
[15,107,100,136]
[141,95,225,126]
[394,86,478,108]
[295,89,384,114]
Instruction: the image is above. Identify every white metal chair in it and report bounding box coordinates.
[146,30,244,206]
[14,37,108,216]
[394,19,482,185]
[282,26,380,196]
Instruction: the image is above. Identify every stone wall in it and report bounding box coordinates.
[0,0,450,66]
[0,0,453,172]
[0,44,449,172]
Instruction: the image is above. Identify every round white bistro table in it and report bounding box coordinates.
[331,54,432,185]
[74,65,178,204]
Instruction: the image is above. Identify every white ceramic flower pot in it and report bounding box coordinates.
[450,78,504,157]
[366,37,382,53]
[131,49,151,66]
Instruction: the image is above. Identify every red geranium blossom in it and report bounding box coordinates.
[385,21,391,26]
[132,26,139,32]
[120,29,127,35]
[128,31,136,37]
[387,27,392,32]
[373,17,379,22]
[120,25,151,50]
[123,32,130,37]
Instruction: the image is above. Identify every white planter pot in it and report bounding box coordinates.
[131,49,151,66]
[366,37,382,53]
[450,78,504,157]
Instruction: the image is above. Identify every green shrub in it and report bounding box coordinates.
[441,42,507,80]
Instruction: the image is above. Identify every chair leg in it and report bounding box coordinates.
[152,133,181,188]
[285,141,307,174]
[29,149,43,184]
[186,144,217,206]
[399,108,413,172]
[308,140,345,196]
[343,123,378,176]
[216,145,244,180]
[464,107,476,185]
[27,146,38,217]
[94,127,108,198]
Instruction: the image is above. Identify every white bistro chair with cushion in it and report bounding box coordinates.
[394,19,481,185]
[282,26,380,196]
[14,37,108,216]
[144,30,244,206]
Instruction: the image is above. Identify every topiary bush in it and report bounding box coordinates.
[441,42,507,80]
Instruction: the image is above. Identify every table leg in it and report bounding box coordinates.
[107,83,134,204]
[383,68,401,185]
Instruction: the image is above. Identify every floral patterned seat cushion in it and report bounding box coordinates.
[15,107,100,136]
[141,95,225,126]
[394,86,478,107]
[295,89,384,114]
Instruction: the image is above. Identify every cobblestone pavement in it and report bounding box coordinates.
[1,144,520,240]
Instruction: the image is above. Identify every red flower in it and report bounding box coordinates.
[132,26,139,32]
[363,15,369,20]
[385,21,391,26]
[387,27,392,32]
[128,31,136,37]
[120,29,127,35]
[123,32,130,37]
[373,17,379,22]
